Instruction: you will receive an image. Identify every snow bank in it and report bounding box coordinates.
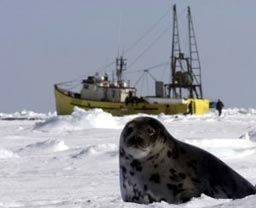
[0,110,54,120]
[186,138,256,159]
[3,107,256,134]
[225,108,256,115]
[240,129,256,142]
[71,143,118,158]
[0,149,19,159]
[1,107,256,122]
[34,107,121,132]
[17,139,69,154]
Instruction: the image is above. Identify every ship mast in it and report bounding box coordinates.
[166,5,203,99]
[116,56,127,84]
[188,6,203,98]
[170,4,183,98]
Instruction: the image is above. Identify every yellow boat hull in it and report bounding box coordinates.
[54,85,209,116]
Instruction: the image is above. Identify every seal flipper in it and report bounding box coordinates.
[199,148,256,199]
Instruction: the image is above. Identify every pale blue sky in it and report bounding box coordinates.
[0,0,255,113]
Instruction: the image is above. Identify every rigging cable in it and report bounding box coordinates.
[127,6,187,70]
[72,6,173,82]
[117,0,125,56]
[59,5,178,86]
[128,26,171,69]
[56,79,82,90]
[146,70,158,81]
[123,6,172,55]
[134,71,147,87]
[124,61,169,74]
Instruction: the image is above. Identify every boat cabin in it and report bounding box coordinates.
[80,73,136,103]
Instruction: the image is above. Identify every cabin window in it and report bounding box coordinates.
[84,84,89,89]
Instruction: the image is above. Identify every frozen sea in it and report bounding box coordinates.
[0,107,256,208]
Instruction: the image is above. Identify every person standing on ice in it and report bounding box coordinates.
[216,99,224,116]
[188,100,194,115]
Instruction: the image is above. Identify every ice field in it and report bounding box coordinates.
[0,107,256,208]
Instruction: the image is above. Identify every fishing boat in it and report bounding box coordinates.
[54,5,209,116]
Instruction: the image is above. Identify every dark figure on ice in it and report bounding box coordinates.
[188,100,194,115]
[216,99,224,116]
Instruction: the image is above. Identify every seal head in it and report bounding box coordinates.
[120,116,167,159]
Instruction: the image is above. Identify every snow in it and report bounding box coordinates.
[0,107,256,207]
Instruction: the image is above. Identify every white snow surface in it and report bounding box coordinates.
[0,107,256,207]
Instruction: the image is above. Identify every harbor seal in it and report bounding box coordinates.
[119,116,256,204]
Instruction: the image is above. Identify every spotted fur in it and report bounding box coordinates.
[119,116,256,204]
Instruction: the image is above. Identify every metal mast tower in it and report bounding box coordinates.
[170,4,183,98]
[166,5,203,99]
[188,6,203,98]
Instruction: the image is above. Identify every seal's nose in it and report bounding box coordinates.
[127,135,144,147]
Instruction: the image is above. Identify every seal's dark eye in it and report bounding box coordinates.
[147,127,155,136]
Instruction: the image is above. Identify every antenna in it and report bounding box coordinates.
[116,56,127,83]
[117,0,124,57]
